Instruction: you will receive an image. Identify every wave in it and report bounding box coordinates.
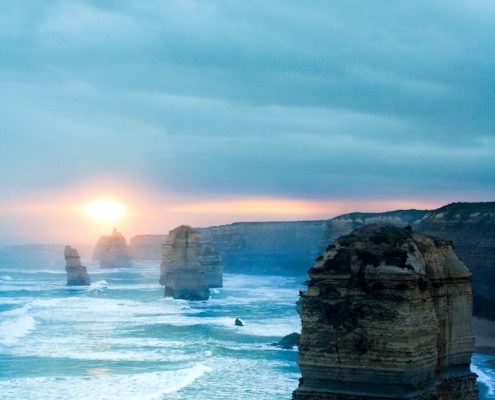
[472,355,495,397]
[0,274,13,280]
[0,314,36,345]
[0,363,212,400]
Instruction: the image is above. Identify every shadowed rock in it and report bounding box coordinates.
[65,246,90,286]
[293,223,478,400]
[93,228,132,269]
[274,332,300,349]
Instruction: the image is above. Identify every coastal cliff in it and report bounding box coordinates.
[293,224,477,400]
[160,225,215,300]
[92,228,132,269]
[199,220,327,274]
[416,202,495,320]
[64,246,90,286]
[129,234,167,260]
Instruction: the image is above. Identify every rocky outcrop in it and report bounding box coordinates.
[200,220,327,275]
[416,202,495,320]
[274,332,300,349]
[129,234,168,260]
[160,225,212,300]
[92,228,132,269]
[293,224,477,400]
[65,246,90,286]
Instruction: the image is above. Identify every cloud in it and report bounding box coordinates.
[0,0,493,223]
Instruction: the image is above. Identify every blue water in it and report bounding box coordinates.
[0,260,493,399]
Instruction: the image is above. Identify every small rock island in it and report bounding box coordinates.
[65,246,90,286]
[293,223,478,400]
[92,228,133,269]
[160,225,218,300]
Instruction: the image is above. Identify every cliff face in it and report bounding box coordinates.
[92,228,132,269]
[199,221,327,274]
[160,225,221,300]
[293,224,477,400]
[64,246,90,286]
[416,202,495,320]
[129,234,167,260]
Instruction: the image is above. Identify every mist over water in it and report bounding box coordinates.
[0,254,493,399]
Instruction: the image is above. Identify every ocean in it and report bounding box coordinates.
[0,258,493,399]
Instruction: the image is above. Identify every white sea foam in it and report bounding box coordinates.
[0,274,13,280]
[0,315,36,345]
[0,363,212,400]
[472,362,495,396]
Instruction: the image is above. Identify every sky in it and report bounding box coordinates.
[0,1,494,244]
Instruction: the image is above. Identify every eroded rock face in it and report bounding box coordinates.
[93,228,132,269]
[293,223,477,400]
[65,246,90,286]
[160,225,220,300]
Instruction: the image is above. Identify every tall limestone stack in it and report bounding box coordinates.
[92,228,132,269]
[65,246,90,286]
[200,241,223,288]
[293,223,477,400]
[160,225,218,300]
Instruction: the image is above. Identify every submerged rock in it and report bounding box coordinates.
[273,332,300,349]
[293,223,478,400]
[160,225,210,301]
[234,318,244,327]
[93,228,132,269]
[65,246,90,286]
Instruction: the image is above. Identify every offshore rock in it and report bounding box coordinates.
[235,318,244,326]
[65,246,90,286]
[293,223,477,400]
[274,332,300,349]
[93,228,132,269]
[160,225,212,300]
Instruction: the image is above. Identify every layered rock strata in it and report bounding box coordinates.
[160,225,217,300]
[93,228,132,269]
[293,223,477,400]
[65,246,90,286]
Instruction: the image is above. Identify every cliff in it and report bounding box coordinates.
[199,220,327,274]
[129,234,167,260]
[416,202,495,320]
[64,246,90,286]
[92,228,132,269]
[319,209,428,253]
[160,225,217,300]
[293,224,477,400]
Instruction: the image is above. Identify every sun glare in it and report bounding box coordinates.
[83,199,126,223]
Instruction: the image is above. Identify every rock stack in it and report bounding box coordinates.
[293,223,477,400]
[65,246,90,286]
[92,228,132,269]
[160,225,222,300]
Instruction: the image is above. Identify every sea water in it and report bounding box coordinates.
[0,259,493,400]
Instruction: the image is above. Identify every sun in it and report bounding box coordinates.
[83,199,126,223]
